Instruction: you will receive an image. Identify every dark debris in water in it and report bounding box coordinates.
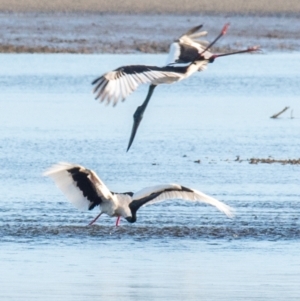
[248,158,300,165]
[2,224,300,242]
[190,155,300,165]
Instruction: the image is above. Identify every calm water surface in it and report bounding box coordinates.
[0,53,299,300]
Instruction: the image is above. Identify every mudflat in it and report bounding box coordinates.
[0,1,299,53]
[0,0,299,14]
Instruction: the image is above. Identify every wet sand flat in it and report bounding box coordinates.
[0,0,299,14]
[0,12,299,53]
[0,0,300,53]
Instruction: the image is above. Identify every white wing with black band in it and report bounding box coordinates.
[92,65,187,106]
[44,162,115,211]
[129,183,234,218]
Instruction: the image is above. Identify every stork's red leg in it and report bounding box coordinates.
[88,212,103,226]
[116,216,121,227]
[200,23,230,55]
[210,46,260,62]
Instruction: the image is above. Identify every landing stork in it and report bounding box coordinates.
[44,162,234,226]
[92,23,259,151]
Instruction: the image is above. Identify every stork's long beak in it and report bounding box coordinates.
[127,84,156,152]
[127,105,144,152]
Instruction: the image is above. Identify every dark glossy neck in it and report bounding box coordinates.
[140,84,156,110]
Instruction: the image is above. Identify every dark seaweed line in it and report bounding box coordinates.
[1,225,299,242]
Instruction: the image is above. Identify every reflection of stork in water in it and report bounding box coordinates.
[44,162,234,227]
[92,24,259,151]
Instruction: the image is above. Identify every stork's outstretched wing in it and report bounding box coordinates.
[129,183,234,218]
[92,65,185,106]
[44,162,114,211]
[166,24,210,65]
[91,25,213,107]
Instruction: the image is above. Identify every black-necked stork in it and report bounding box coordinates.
[92,24,259,151]
[44,162,234,226]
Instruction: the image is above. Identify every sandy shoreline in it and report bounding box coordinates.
[0,0,299,14]
[0,12,299,53]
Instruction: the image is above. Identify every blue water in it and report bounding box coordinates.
[0,53,299,300]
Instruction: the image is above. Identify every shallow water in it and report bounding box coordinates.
[0,53,300,300]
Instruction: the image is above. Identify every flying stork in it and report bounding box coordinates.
[44,162,234,226]
[92,23,259,151]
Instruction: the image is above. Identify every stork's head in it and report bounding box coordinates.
[125,216,136,223]
[209,55,217,63]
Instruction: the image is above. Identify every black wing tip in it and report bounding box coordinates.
[67,166,81,175]
[88,203,99,210]
[91,76,102,85]
[195,24,204,31]
[121,191,134,197]
[180,185,194,193]
[183,24,204,37]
